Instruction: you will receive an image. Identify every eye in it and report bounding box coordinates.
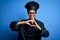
[29,12,35,14]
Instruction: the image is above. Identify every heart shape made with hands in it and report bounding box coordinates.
[25,20,37,27]
[29,21,35,25]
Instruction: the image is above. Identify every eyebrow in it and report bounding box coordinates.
[29,12,35,14]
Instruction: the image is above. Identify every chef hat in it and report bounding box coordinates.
[25,1,39,13]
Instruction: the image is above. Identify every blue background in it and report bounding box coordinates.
[0,0,60,40]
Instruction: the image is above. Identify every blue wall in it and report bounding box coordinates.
[1,0,60,40]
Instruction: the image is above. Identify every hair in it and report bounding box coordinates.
[27,10,37,14]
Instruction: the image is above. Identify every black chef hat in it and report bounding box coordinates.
[25,1,39,12]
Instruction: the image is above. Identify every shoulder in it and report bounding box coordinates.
[36,19,44,25]
[36,19,45,28]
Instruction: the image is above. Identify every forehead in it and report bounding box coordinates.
[29,10,35,12]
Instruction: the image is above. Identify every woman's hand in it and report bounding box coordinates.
[24,20,36,27]
[25,20,41,30]
[16,20,41,30]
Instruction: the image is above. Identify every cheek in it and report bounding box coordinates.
[33,14,35,16]
[28,14,35,16]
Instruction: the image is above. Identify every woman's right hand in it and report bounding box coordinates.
[16,20,35,27]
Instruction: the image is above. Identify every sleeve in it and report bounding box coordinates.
[39,22,49,37]
[10,21,21,31]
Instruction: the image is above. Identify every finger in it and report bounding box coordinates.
[33,21,37,25]
[29,20,34,24]
[26,23,35,27]
[28,20,32,22]
[26,23,32,26]
[30,25,36,27]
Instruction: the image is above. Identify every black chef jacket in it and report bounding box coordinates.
[10,19,49,40]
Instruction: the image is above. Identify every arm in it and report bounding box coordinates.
[10,21,25,31]
[40,22,49,37]
[10,20,33,31]
[31,20,49,37]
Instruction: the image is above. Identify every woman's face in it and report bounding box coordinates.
[28,10,36,19]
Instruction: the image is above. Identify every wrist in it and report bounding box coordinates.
[16,21,25,25]
[22,21,26,24]
[36,25,41,30]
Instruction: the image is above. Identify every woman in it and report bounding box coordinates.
[10,1,49,40]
